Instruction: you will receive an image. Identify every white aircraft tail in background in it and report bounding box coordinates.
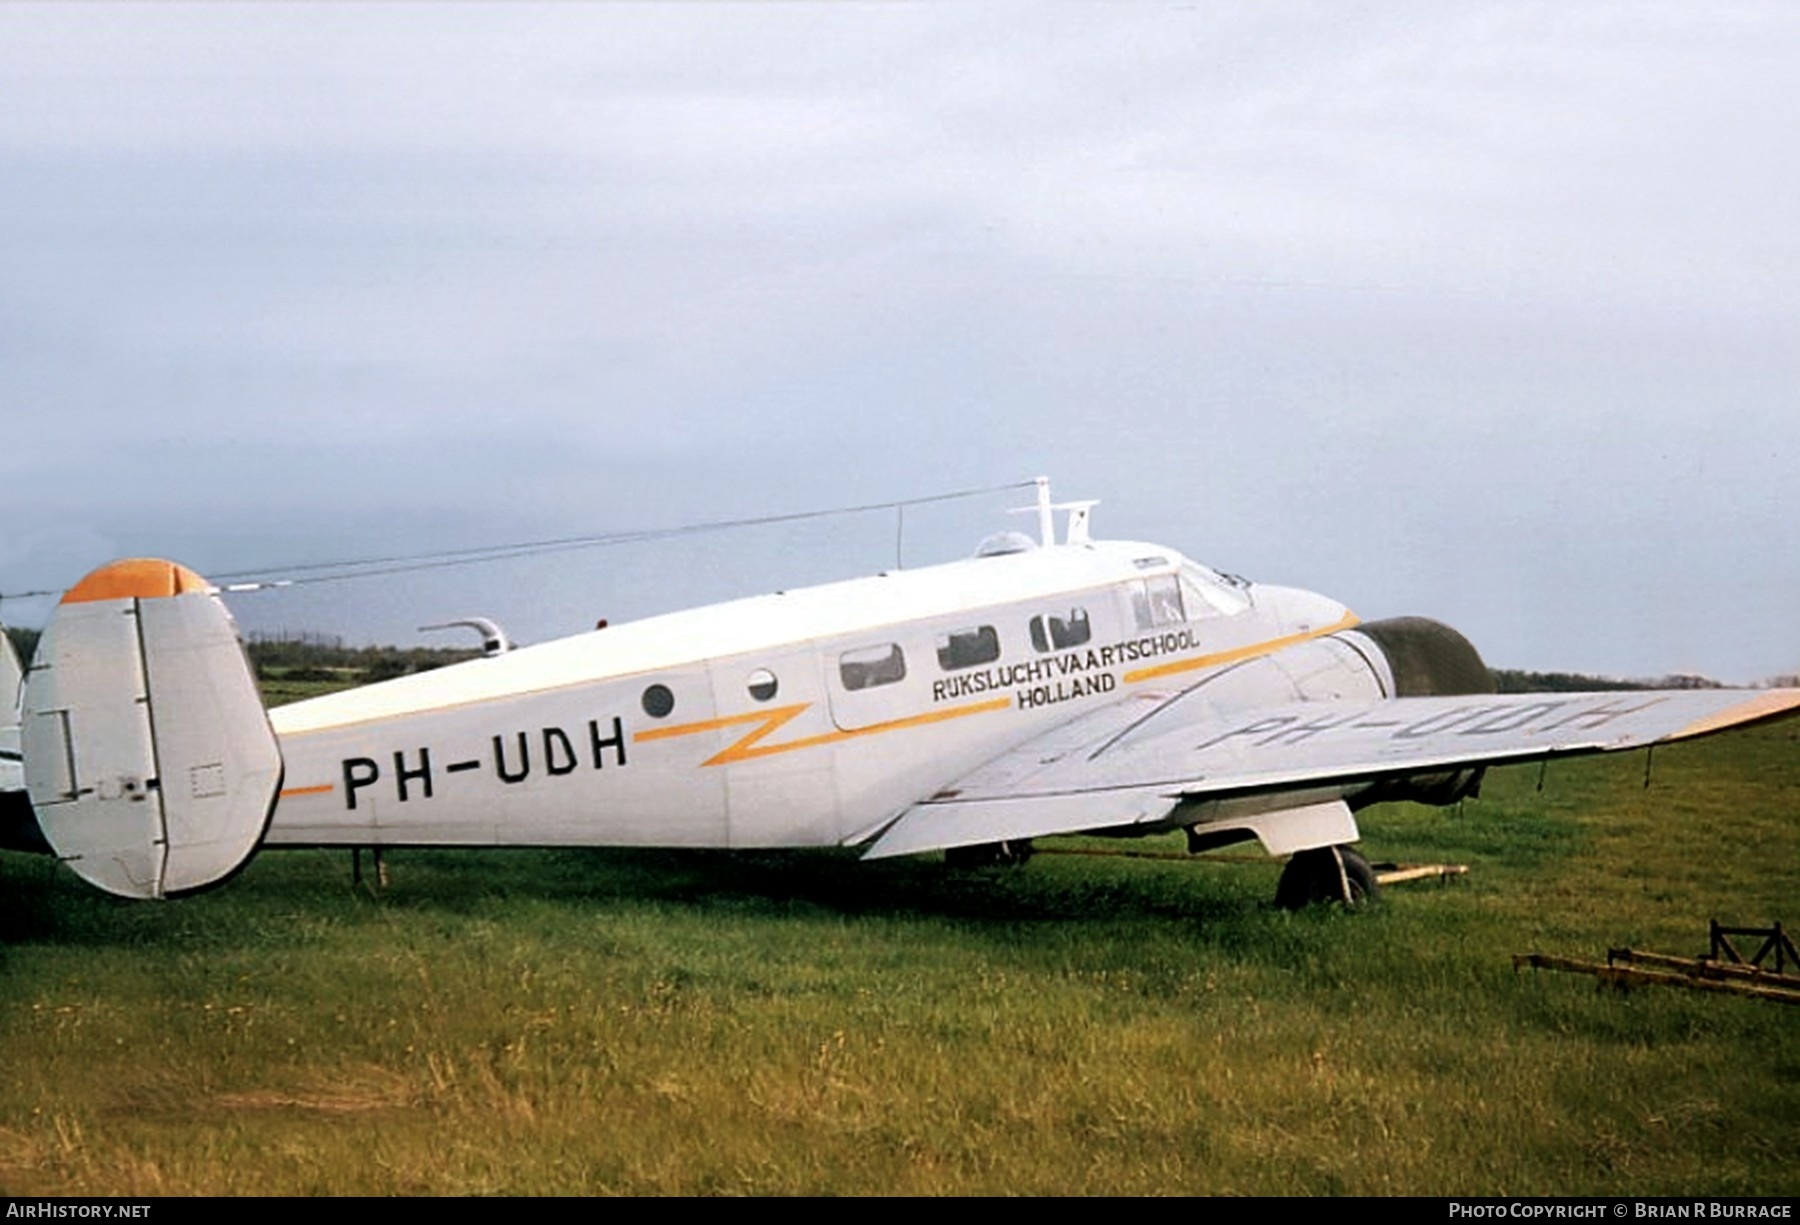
[0,626,21,796]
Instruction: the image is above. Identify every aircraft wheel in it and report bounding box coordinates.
[1275,845,1378,910]
[944,839,1034,868]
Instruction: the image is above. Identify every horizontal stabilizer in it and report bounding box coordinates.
[22,560,282,899]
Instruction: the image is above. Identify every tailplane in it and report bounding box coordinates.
[21,559,283,898]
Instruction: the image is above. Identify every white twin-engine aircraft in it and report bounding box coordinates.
[4,487,1797,907]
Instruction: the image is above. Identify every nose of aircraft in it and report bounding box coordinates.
[1254,584,1356,635]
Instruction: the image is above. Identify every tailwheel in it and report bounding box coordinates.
[1275,845,1378,910]
[944,839,1035,868]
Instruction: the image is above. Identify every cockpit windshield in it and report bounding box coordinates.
[1180,561,1252,617]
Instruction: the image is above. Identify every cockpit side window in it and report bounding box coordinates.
[1132,575,1185,630]
[1029,608,1092,653]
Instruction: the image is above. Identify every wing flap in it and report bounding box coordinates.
[865,789,1179,860]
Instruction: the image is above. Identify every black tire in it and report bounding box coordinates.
[1275,845,1379,910]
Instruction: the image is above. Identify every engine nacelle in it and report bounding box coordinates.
[1340,616,1494,808]
[1168,617,1491,854]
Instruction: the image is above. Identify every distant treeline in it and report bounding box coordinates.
[1492,669,1723,693]
[246,635,476,684]
[1492,668,1644,693]
[1,626,472,686]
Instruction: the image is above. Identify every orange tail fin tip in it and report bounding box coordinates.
[61,559,210,604]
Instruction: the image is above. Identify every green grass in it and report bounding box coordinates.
[3,725,1798,1195]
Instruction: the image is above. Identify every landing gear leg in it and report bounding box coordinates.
[351,846,388,891]
[944,839,1035,868]
[1275,845,1377,910]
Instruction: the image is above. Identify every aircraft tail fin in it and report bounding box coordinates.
[21,559,283,899]
[1,625,22,793]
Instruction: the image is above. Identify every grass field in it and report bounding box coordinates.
[2,722,1797,1195]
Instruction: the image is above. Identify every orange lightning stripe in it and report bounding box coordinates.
[1122,610,1361,684]
[635,698,1011,766]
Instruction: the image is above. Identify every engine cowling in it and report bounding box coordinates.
[1343,616,1494,808]
[1354,616,1494,698]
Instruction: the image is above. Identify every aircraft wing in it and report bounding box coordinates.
[863,686,1800,859]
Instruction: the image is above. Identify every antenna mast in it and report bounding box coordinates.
[1034,476,1053,547]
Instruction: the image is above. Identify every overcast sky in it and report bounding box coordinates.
[2,3,1796,682]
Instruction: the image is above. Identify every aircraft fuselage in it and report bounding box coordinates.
[262,539,1375,852]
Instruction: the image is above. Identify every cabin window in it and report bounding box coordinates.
[839,643,906,691]
[936,625,1001,672]
[746,669,778,702]
[1029,608,1092,653]
[641,683,675,718]
[1131,575,1186,630]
